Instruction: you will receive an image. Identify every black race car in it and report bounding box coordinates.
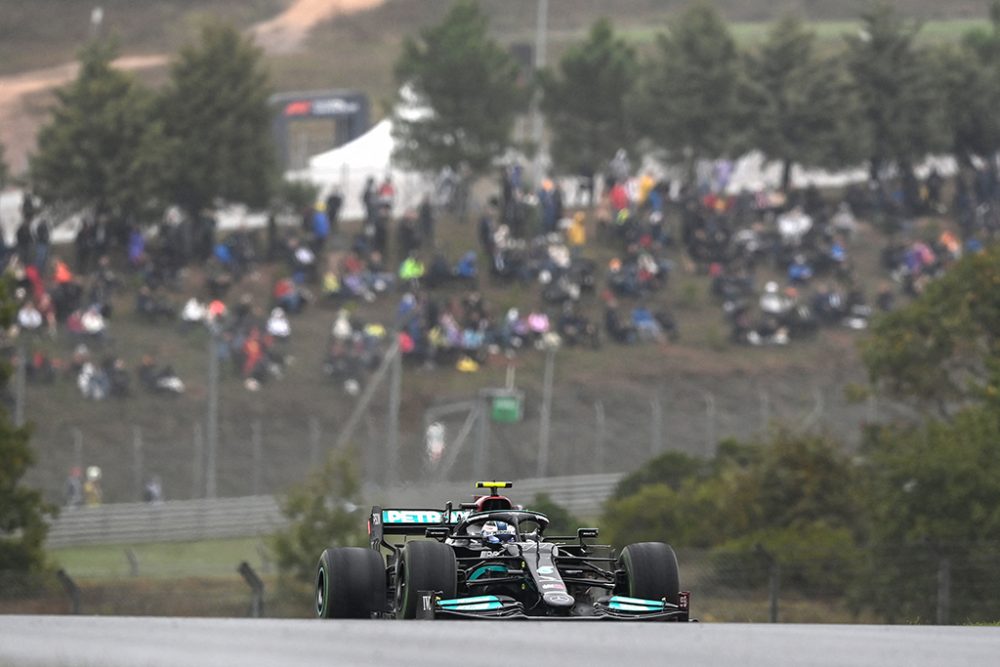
[315,481,691,621]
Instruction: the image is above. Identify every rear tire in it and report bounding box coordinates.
[396,540,457,619]
[616,542,680,606]
[316,547,386,619]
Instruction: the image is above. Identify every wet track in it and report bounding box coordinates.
[1,616,999,667]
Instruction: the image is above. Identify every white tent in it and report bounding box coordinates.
[296,119,428,221]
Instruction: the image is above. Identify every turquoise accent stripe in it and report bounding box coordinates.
[610,602,662,612]
[436,595,501,606]
[438,601,503,611]
[469,565,507,581]
[609,595,665,607]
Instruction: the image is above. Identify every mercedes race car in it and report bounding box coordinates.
[315,481,691,621]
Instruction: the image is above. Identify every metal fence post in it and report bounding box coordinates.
[386,345,402,486]
[537,347,556,478]
[308,417,321,468]
[937,557,951,625]
[132,426,144,501]
[650,394,663,458]
[474,399,487,479]
[594,401,606,473]
[703,393,716,458]
[238,561,265,618]
[768,560,781,624]
[192,422,204,500]
[125,548,140,577]
[56,569,80,615]
[206,329,220,499]
[252,420,263,496]
[72,428,84,472]
[759,389,770,431]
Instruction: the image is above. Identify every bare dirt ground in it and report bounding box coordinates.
[0,0,385,174]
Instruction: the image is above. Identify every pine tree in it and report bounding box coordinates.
[743,14,864,190]
[637,2,743,179]
[30,40,166,220]
[540,19,638,177]
[392,0,527,175]
[160,22,275,217]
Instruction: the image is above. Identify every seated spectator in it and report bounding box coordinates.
[787,255,814,284]
[17,301,44,334]
[81,305,108,342]
[605,302,637,345]
[77,361,110,400]
[266,307,291,340]
[632,304,665,343]
[760,282,793,316]
[180,297,206,331]
[102,356,130,398]
[273,276,307,314]
[136,285,174,322]
[139,355,185,395]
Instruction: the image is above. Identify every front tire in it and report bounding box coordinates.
[316,547,386,619]
[396,540,457,619]
[616,542,680,606]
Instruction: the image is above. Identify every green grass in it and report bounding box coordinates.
[51,536,274,579]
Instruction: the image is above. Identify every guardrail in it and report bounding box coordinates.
[46,474,625,548]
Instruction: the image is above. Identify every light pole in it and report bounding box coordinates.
[537,341,557,477]
[206,328,219,499]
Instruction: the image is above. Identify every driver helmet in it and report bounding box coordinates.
[481,520,516,544]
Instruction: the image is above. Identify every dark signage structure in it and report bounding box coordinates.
[270,90,370,170]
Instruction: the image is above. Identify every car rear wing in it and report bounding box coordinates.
[369,505,473,549]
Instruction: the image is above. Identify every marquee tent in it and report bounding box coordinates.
[296,118,428,221]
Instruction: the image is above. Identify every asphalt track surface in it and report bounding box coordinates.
[1,617,999,667]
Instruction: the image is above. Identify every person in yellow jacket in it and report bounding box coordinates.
[566,212,587,247]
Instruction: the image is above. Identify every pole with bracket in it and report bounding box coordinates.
[56,569,81,615]
[238,561,265,618]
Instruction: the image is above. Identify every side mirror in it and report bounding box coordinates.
[425,527,450,540]
[577,528,599,540]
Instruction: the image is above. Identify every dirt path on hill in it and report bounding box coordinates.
[0,0,385,174]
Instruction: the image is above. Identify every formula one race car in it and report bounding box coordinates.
[315,481,691,621]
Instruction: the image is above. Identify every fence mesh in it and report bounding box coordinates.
[4,546,999,622]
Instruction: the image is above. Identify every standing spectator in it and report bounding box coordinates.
[33,218,51,270]
[325,188,343,237]
[16,217,33,266]
[65,468,83,509]
[362,176,377,222]
[418,195,435,247]
[311,201,330,253]
[83,466,103,506]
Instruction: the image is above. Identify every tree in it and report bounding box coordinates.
[743,14,865,190]
[936,9,1000,168]
[0,276,55,572]
[160,22,275,217]
[636,2,743,178]
[539,19,638,176]
[861,244,1000,415]
[602,430,861,593]
[30,40,166,221]
[844,3,948,196]
[271,451,365,584]
[392,0,527,175]
[859,411,1000,622]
